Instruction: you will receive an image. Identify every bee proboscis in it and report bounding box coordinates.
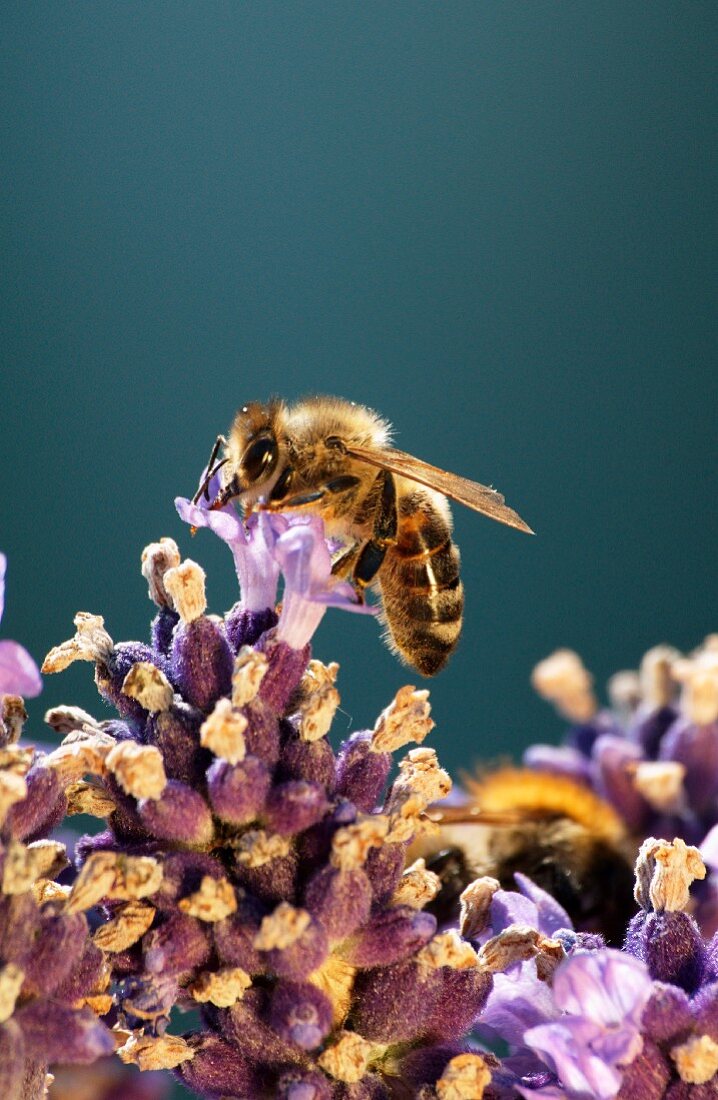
[193,396,533,675]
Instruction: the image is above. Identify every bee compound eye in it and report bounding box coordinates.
[242,435,279,484]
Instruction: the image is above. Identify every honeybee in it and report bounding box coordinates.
[419,769,637,945]
[193,396,532,675]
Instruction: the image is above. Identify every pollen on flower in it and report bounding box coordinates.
[1,695,27,745]
[0,770,27,822]
[41,612,113,673]
[105,741,167,799]
[2,838,67,895]
[121,661,174,713]
[44,736,110,783]
[66,778,116,817]
[435,1053,492,1100]
[459,876,501,940]
[330,816,389,871]
[672,648,718,725]
[417,930,479,970]
[233,829,292,867]
[392,858,441,909]
[163,560,207,623]
[671,1034,718,1084]
[639,644,681,709]
[317,1030,375,1083]
[0,963,24,1024]
[634,836,706,912]
[31,879,71,904]
[477,924,543,972]
[43,703,101,735]
[200,698,248,763]
[189,965,252,1007]
[531,648,597,723]
[231,646,268,707]
[385,748,451,839]
[93,899,156,953]
[178,875,238,921]
[632,760,686,813]
[253,902,311,951]
[117,1032,195,1071]
[65,851,163,913]
[371,684,434,752]
[141,537,181,608]
[295,659,340,741]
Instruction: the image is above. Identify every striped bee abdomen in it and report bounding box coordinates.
[378,487,463,676]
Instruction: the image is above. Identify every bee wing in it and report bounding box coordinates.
[425,805,537,827]
[344,445,534,534]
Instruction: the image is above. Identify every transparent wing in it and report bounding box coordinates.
[344,445,534,534]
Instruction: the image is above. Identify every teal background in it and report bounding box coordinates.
[2,2,717,788]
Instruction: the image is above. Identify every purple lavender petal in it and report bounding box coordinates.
[352,959,436,1042]
[523,743,592,783]
[592,734,649,832]
[170,617,233,712]
[176,497,281,613]
[514,874,573,936]
[479,962,559,1047]
[303,866,373,941]
[0,639,42,697]
[489,889,539,935]
[552,950,652,1030]
[524,1018,624,1100]
[659,716,718,812]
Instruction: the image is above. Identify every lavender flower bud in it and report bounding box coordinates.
[269,980,333,1050]
[138,780,214,846]
[225,603,278,651]
[144,912,211,975]
[335,732,391,811]
[170,617,233,712]
[340,906,436,968]
[352,959,436,1042]
[280,726,337,788]
[206,755,271,825]
[176,1033,261,1098]
[253,903,329,979]
[264,780,329,836]
[304,865,373,941]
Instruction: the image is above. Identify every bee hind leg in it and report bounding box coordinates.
[352,470,397,590]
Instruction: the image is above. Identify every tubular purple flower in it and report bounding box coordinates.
[0,552,42,699]
[175,496,282,613]
[271,516,371,650]
[522,951,653,1100]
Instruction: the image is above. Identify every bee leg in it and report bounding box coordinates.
[192,434,228,504]
[352,470,397,589]
[330,542,361,579]
[268,476,362,511]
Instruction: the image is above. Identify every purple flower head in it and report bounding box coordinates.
[175,496,281,613]
[270,514,373,650]
[175,498,374,650]
[522,951,653,1100]
[0,552,42,698]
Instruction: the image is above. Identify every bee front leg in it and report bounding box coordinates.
[352,470,397,590]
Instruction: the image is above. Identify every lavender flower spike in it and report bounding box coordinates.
[0,552,42,699]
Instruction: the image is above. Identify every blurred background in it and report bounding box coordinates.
[2,2,716,781]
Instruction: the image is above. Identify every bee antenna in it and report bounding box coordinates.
[191,457,229,506]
